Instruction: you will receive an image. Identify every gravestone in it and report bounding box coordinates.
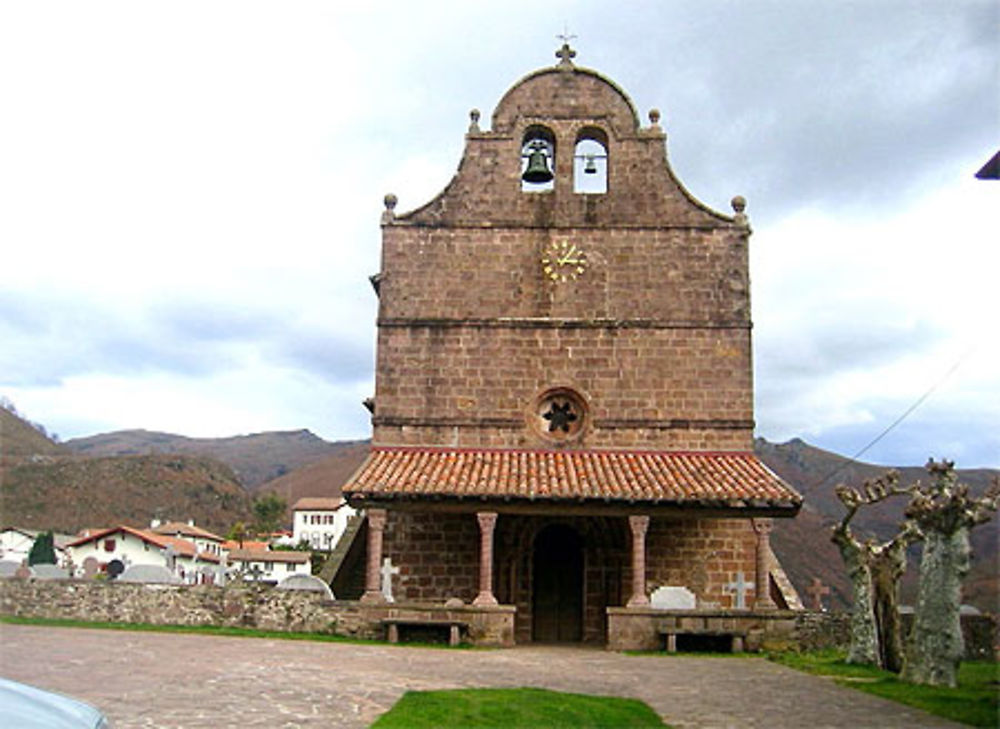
[82,557,100,580]
[380,557,399,603]
[107,559,125,580]
[14,564,34,580]
[805,576,831,611]
[650,586,697,610]
[724,571,754,609]
[276,574,335,600]
[0,560,21,578]
[32,564,69,580]
[119,564,181,584]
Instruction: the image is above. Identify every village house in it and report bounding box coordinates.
[340,43,803,648]
[65,526,223,584]
[292,497,355,551]
[225,548,311,584]
[149,520,225,557]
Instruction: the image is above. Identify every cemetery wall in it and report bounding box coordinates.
[2,579,993,656]
[606,606,997,659]
[0,579,515,646]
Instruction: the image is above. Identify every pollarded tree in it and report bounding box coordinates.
[832,471,920,670]
[901,460,999,687]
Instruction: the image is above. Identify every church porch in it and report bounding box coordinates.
[350,504,797,648]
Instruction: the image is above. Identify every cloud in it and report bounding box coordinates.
[1,2,997,466]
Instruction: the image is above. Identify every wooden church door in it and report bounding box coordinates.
[532,524,583,642]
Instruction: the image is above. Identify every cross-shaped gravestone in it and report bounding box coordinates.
[806,576,831,611]
[380,557,400,603]
[725,571,754,609]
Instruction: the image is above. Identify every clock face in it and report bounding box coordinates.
[540,240,587,283]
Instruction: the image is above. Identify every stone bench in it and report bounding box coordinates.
[659,627,748,653]
[381,618,468,647]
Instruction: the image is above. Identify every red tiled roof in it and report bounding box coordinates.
[291,497,345,511]
[151,522,224,542]
[66,526,196,555]
[343,447,801,509]
[227,549,311,564]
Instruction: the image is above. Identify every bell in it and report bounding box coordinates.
[522,146,554,183]
[583,154,598,174]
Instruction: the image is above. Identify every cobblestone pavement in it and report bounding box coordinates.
[0,624,964,728]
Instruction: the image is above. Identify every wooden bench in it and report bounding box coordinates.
[659,627,748,653]
[381,618,468,647]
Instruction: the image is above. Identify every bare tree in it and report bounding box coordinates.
[901,460,999,687]
[832,471,919,670]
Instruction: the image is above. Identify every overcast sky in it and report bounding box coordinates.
[2,1,997,468]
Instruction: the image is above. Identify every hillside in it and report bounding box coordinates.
[253,441,370,516]
[1,452,252,535]
[0,405,68,461]
[65,429,357,488]
[757,438,999,613]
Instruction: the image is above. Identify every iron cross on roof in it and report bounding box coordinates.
[556,27,577,67]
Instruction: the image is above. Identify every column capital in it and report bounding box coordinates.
[367,508,387,531]
[476,511,498,530]
[628,514,650,536]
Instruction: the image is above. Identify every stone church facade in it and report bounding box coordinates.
[343,44,802,647]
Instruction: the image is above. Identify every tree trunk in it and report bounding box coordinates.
[901,527,969,687]
[871,546,906,673]
[833,533,879,665]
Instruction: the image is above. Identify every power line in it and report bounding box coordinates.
[810,347,974,491]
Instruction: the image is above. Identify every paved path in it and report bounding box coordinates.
[0,624,964,728]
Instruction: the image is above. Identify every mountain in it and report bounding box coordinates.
[757,437,999,613]
[65,429,359,488]
[1,408,253,534]
[252,441,370,514]
[1,453,252,535]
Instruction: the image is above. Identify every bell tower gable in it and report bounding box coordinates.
[396,55,734,229]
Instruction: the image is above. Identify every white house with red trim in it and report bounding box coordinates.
[66,526,224,584]
[291,497,355,551]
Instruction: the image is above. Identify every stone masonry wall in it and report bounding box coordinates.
[0,579,516,647]
[644,518,758,610]
[382,511,481,603]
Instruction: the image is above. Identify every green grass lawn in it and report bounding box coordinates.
[769,649,999,727]
[371,687,667,728]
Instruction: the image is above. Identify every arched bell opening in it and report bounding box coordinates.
[521,126,556,192]
[573,127,608,194]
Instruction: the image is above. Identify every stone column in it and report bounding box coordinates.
[360,508,387,604]
[626,515,650,608]
[752,518,777,611]
[472,511,499,606]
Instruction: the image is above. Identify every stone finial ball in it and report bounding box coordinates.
[469,108,480,123]
[648,108,661,125]
[384,193,398,210]
[731,195,747,213]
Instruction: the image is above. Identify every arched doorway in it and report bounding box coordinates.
[532,524,583,642]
